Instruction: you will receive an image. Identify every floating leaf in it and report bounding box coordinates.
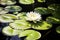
[48,4,55,13]
[9,20,31,30]
[19,30,33,37]
[2,26,23,36]
[0,7,8,14]
[17,12,26,20]
[19,0,35,5]
[0,7,3,11]
[2,14,17,19]
[53,6,60,19]
[13,12,19,15]
[46,17,60,24]
[25,31,41,40]
[0,17,13,23]
[25,39,37,40]
[19,30,41,40]
[0,16,13,23]
[34,7,49,15]
[0,0,16,5]
[48,4,60,19]
[5,5,22,12]
[38,0,45,2]
[48,7,55,14]
[32,21,52,30]
[56,26,60,34]
[48,4,57,10]
[0,14,17,23]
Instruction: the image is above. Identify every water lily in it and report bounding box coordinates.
[19,0,35,5]
[0,0,16,5]
[0,7,8,14]
[0,10,8,14]
[26,12,41,22]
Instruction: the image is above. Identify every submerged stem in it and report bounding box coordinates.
[42,30,51,39]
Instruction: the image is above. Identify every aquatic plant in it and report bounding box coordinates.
[0,0,60,40]
[0,0,16,5]
[19,0,35,5]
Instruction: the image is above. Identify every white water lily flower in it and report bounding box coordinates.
[26,12,41,21]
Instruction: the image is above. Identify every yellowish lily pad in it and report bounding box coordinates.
[2,26,23,36]
[32,21,52,30]
[19,0,35,5]
[9,20,31,30]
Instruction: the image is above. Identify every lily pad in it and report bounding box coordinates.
[48,4,55,11]
[0,14,17,23]
[38,0,45,2]
[34,7,49,15]
[0,7,3,11]
[0,0,16,5]
[13,12,19,14]
[48,4,57,10]
[56,26,60,34]
[25,39,37,40]
[53,6,60,19]
[19,30,41,40]
[48,4,60,19]
[2,26,23,36]
[2,14,17,19]
[17,12,26,20]
[46,17,60,24]
[0,7,8,14]
[5,6,22,12]
[19,0,35,5]
[19,30,34,37]
[32,21,52,30]
[9,20,31,30]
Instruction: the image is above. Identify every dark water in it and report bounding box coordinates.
[0,0,60,40]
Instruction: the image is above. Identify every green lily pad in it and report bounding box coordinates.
[25,31,41,40]
[48,4,57,10]
[19,0,35,5]
[0,7,8,14]
[56,26,60,34]
[48,4,60,19]
[19,30,41,40]
[32,21,52,30]
[19,30,33,37]
[48,4,55,14]
[46,17,60,24]
[13,12,19,14]
[2,14,17,19]
[34,7,49,15]
[0,16,13,23]
[2,26,23,36]
[17,12,26,20]
[0,0,16,5]
[0,14,17,23]
[9,20,31,30]
[5,5,22,12]
[48,4,55,10]
[53,6,60,19]
[0,7,3,11]
[38,0,45,2]
[25,39,37,40]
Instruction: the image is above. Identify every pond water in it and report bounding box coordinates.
[0,0,60,40]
